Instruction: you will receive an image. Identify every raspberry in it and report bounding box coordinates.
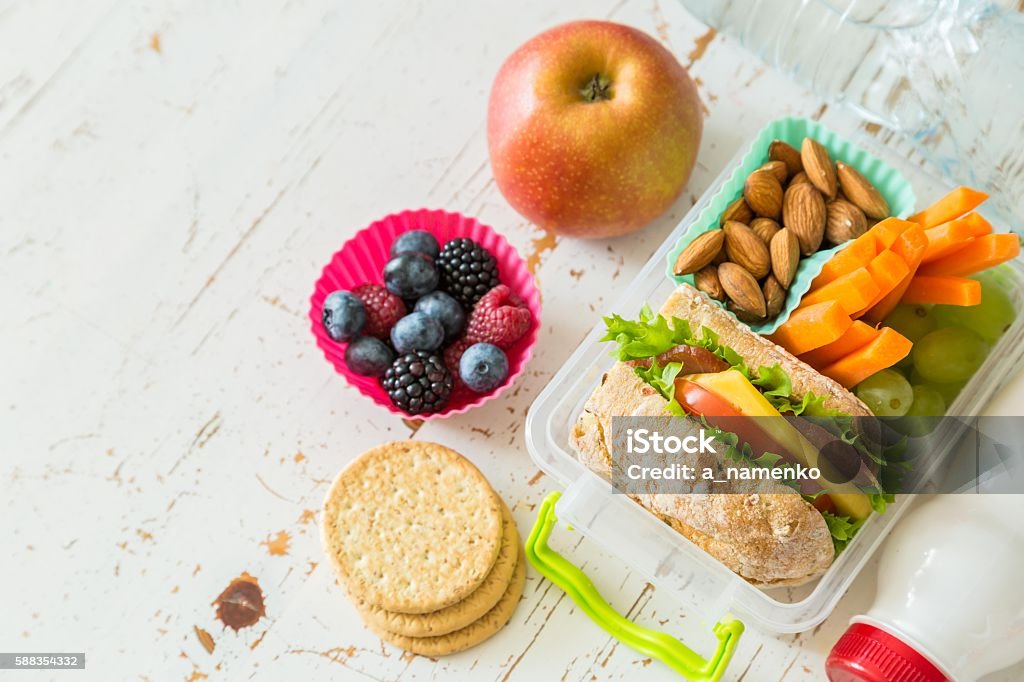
[353,284,406,339]
[465,285,531,349]
[443,337,474,393]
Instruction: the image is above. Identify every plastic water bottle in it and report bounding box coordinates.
[677,0,1024,227]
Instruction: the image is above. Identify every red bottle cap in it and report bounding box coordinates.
[826,622,949,682]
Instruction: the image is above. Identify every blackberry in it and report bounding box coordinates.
[381,350,453,415]
[435,238,500,309]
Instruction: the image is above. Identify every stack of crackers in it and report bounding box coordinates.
[321,440,525,656]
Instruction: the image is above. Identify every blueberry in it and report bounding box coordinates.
[391,230,440,259]
[459,342,509,393]
[322,291,366,342]
[344,336,395,377]
[414,291,465,340]
[383,253,439,299]
[390,312,445,353]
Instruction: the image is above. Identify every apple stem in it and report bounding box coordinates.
[580,74,613,102]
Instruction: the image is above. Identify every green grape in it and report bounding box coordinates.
[883,304,937,342]
[892,386,947,437]
[932,276,1016,342]
[855,369,914,416]
[912,327,988,384]
[906,385,947,416]
[910,367,966,406]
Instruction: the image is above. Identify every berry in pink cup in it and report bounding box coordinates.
[309,209,541,420]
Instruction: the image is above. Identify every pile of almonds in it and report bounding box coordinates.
[673,137,891,323]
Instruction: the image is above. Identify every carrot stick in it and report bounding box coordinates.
[908,186,989,228]
[856,249,912,317]
[800,268,880,315]
[861,227,927,324]
[918,234,1021,277]
[901,275,982,306]
[812,231,877,289]
[799,320,879,369]
[891,224,928,265]
[961,212,993,238]
[768,300,852,356]
[871,217,915,249]
[820,328,913,388]
[920,219,983,263]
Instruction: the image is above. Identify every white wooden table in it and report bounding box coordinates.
[4,1,1023,680]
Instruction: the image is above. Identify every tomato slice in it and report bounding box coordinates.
[674,377,832,500]
[812,494,837,514]
[674,378,743,418]
[675,378,787,457]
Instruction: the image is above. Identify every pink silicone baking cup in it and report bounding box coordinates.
[309,209,541,420]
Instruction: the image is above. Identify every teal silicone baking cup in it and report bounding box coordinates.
[665,117,917,334]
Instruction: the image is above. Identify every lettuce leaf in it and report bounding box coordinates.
[749,363,792,401]
[821,511,865,555]
[601,304,693,361]
[603,308,844,418]
[633,361,686,416]
[870,492,895,514]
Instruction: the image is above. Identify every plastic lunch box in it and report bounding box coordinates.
[524,117,1024,663]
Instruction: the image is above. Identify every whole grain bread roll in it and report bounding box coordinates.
[569,284,870,587]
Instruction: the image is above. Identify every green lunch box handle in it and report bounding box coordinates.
[524,491,745,682]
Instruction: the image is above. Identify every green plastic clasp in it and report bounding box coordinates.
[525,491,744,681]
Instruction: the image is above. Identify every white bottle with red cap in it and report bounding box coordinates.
[826,494,1024,682]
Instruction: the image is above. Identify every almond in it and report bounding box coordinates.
[712,245,728,265]
[763,274,786,318]
[673,229,724,276]
[720,196,754,226]
[758,160,789,185]
[789,171,810,187]
[825,199,868,244]
[743,170,783,219]
[728,302,764,324]
[719,262,766,318]
[750,217,781,245]
[770,228,800,288]
[800,138,837,199]
[783,182,826,255]
[723,220,770,278]
[769,139,803,177]
[694,265,725,301]
[836,161,890,219]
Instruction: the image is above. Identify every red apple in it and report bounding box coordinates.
[487,20,703,239]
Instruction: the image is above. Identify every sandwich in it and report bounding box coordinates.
[570,283,893,587]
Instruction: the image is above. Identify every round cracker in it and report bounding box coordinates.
[368,546,526,656]
[357,500,520,637]
[321,441,503,614]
